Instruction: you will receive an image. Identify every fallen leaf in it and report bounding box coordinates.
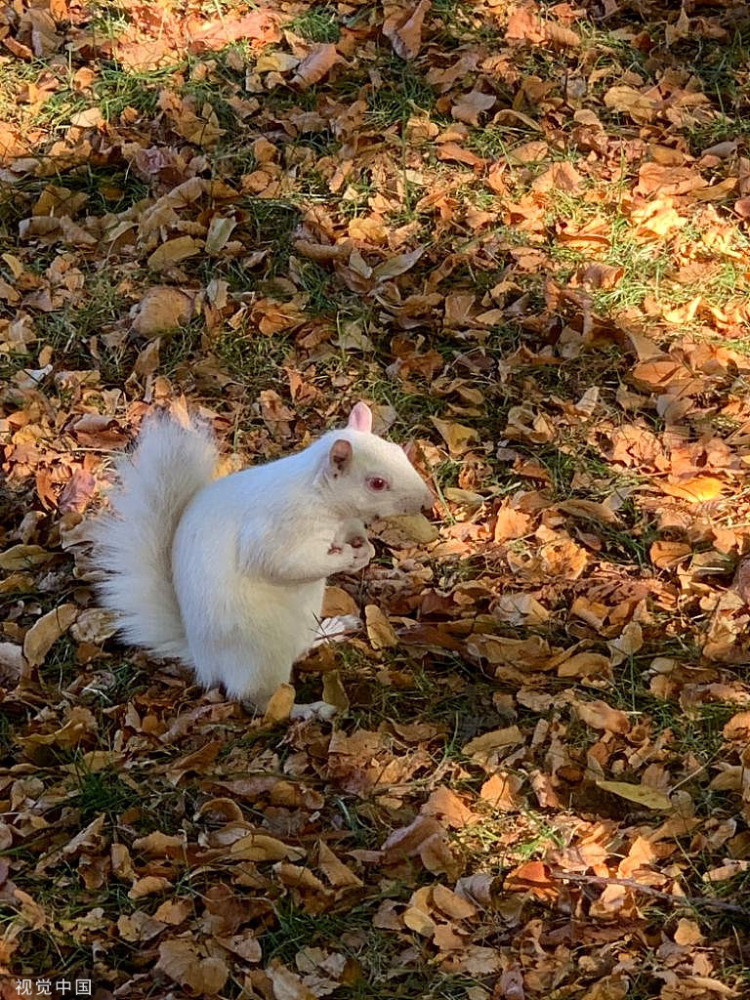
[451,91,496,126]
[595,780,673,811]
[132,286,196,337]
[23,604,78,667]
[148,236,201,272]
[383,0,431,60]
[292,44,339,88]
[157,939,229,994]
[430,417,479,456]
[365,605,399,649]
[574,699,630,734]
[660,477,725,503]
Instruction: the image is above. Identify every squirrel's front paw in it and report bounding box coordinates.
[290,700,338,722]
[329,519,374,571]
[343,536,375,572]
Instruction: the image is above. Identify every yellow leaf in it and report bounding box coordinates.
[157,939,228,995]
[575,699,630,734]
[365,604,398,649]
[403,905,436,936]
[431,417,479,456]
[463,726,523,756]
[132,286,195,337]
[660,477,724,502]
[322,671,350,711]
[383,513,438,544]
[263,683,295,723]
[148,236,201,272]
[23,604,78,667]
[0,545,52,570]
[596,780,672,811]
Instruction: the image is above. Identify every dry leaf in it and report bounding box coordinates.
[451,91,496,126]
[463,726,524,757]
[365,605,399,649]
[292,44,338,88]
[383,0,431,60]
[574,699,630,734]
[132,286,196,337]
[157,939,229,994]
[431,417,479,456]
[263,683,296,723]
[148,236,201,272]
[23,604,78,666]
[595,780,672,812]
[660,477,725,503]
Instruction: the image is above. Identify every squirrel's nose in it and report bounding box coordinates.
[422,483,435,512]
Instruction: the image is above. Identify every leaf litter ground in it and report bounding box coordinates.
[2,0,750,998]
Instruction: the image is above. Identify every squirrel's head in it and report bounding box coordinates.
[316,402,434,520]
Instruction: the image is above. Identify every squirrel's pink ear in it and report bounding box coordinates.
[347,402,373,434]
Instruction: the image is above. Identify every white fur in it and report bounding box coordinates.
[93,405,432,709]
[91,414,217,664]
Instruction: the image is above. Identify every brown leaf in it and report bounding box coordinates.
[148,236,201,272]
[603,85,659,124]
[532,161,584,194]
[480,771,524,812]
[322,586,359,617]
[267,960,318,1000]
[263,683,296,723]
[595,780,672,811]
[556,652,611,679]
[430,417,479,456]
[215,931,262,963]
[650,540,692,569]
[317,841,363,888]
[383,0,431,60]
[451,91,496,126]
[132,286,196,337]
[322,671,350,711]
[557,498,619,526]
[292,44,339,87]
[157,939,229,995]
[463,726,524,757]
[58,467,98,513]
[422,785,478,828]
[188,10,280,52]
[365,605,399,649]
[0,545,53,571]
[129,875,172,899]
[574,699,630,734]
[435,142,485,168]
[23,604,78,667]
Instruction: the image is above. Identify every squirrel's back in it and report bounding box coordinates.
[91,413,218,662]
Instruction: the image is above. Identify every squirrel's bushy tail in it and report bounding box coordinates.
[92,413,217,662]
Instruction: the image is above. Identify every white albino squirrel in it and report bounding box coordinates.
[92,402,433,715]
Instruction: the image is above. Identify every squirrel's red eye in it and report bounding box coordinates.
[368,476,388,492]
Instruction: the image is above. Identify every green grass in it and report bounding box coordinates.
[263,901,485,999]
[71,767,143,822]
[214,329,292,390]
[290,5,341,43]
[366,63,435,129]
